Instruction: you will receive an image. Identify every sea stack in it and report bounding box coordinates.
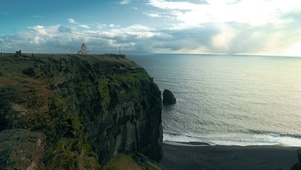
[163,89,176,105]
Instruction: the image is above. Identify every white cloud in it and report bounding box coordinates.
[28,25,48,35]
[119,0,131,5]
[99,24,163,40]
[79,25,90,29]
[0,22,297,55]
[0,24,162,53]
[68,18,92,29]
[144,0,301,56]
[122,24,158,38]
[58,25,72,33]
[68,18,78,24]
[148,0,301,27]
[284,41,301,56]
[211,24,235,51]
[148,0,201,10]
[144,12,161,18]
[96,24,107,29]
[207,0,240,5]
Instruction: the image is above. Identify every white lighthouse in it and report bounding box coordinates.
[78,43,89,55]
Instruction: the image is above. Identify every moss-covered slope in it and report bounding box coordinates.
[0,54,162,169]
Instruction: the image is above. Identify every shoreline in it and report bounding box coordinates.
[164,141,211,147]
[160,141,301,170]
[163,140,301,147]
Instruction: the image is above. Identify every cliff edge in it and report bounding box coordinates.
[0,54,162,169]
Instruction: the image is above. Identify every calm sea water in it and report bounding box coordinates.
[128,54,301,146]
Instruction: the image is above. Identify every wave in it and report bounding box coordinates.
[163,132,301,147]
[248,130,301,139]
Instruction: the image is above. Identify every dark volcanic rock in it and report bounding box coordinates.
[163,89,176,105]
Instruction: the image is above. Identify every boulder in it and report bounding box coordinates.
[163,89,176,105]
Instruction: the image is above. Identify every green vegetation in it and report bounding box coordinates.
[98,78,110,109]
[103,154,142,170]
[70,116,84,129]
[82,143,93,155]
[0,53,162,169]
[55,138,68,150]
[103,153,162,170]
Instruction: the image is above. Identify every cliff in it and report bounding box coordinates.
[0,54,162,169]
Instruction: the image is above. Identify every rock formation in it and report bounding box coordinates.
[0,54,162,169]
[0,129,45,170]
[163,89,176,105]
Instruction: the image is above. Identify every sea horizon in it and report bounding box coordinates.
[1,51,301,58]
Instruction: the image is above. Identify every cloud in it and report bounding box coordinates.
[142,0,301,56]
[280,9,301,22]
[148,0,202,10]
[0,22,297,55]
[0,25,78,52]
[58,25,72,33]
[119,0,131,5]
[147,0,301,28]
[68,18,78,24]
[28,25,48,35]
[68,18,92,29]
[0,24,161,54]
[144,12,161,18]
[79,25,90,29]
[100,24,164,40]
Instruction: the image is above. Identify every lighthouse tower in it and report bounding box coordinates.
[78,43,89,55]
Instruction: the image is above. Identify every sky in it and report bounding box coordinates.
[1,0,301,56]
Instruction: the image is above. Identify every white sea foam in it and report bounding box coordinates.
[163,133,301,147]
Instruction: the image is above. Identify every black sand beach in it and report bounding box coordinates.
[160,142,300,170]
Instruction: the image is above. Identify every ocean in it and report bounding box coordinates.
[127,54,301,146]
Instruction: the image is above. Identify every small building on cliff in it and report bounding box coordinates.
[78,43,89,55]
[16,50,22,56]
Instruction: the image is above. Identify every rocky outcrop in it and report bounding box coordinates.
[0,129,45,170]
[0,54,162,169]
[162,89,176,105]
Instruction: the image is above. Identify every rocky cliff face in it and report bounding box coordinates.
[0,54,162,169]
